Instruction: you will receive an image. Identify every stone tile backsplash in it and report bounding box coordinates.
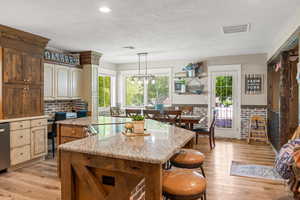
[44,99,88,118]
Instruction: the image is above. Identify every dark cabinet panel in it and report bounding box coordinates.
[0,25,49,119]
[3,84,25,119]
[23,54,43,85]
[23,86,43,117]
[3,48,24,84]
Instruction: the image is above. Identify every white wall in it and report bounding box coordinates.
[116,53,268,106]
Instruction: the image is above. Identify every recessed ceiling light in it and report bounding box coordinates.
[99,6,111,13]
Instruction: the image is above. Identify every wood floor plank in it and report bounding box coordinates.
[0,139,293,200]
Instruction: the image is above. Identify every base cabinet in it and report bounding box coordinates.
[31,126,47,159]
[9,117,48,167]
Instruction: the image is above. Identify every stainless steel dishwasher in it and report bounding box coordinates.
[0,123,10,172]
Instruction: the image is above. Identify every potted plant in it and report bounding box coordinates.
[132,115,145,134]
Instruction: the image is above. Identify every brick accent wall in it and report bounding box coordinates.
[44,99,88,118]
[240,105,267,139]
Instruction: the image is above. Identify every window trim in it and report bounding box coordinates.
[120,68,172,108]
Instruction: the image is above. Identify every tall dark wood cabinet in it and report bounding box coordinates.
[0,25,49,119]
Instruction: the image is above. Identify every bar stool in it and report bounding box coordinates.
[170,149,206,177]
[163,169,207,200]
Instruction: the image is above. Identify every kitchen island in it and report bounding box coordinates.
[56,116,132,176]
[59,120,195,200]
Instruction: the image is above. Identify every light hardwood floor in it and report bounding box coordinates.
[0,139,292,200]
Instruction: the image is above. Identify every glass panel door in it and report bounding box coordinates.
[210,69,240,138]
[215,76,233,128]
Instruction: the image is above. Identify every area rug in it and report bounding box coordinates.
[230,161,284,182]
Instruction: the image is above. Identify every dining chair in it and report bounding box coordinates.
[125,109,142,117]
[110,107,122,117]
[143,109,162,120]
[193,115,216,150]
[163,110,182,126]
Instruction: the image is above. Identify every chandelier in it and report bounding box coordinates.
[132,53,155,81]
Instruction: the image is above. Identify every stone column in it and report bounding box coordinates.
[79,51,102,117]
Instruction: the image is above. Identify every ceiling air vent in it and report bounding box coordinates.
[222,24,250,34]
[123,46,135,50]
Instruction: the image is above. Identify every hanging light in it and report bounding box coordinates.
[132,53,155,81]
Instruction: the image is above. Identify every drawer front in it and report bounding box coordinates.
[60,125,86,138]
[31,119,47,127]
[61,136,79,144]
[10,129,31,148]
[11,145,31,166]
[10,121,30,131]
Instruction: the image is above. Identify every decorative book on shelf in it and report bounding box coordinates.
[247,115,268,144]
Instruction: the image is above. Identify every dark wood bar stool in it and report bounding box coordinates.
[163,169,207,200]
[170,149,206,177]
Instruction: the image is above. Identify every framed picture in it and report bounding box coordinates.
[245,74,264,95]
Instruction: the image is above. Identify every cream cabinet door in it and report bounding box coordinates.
[70,68,82,99]
[44,63,55,100]
[31,126,47,159]
[55,65,70,99]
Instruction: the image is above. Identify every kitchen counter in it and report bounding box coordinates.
[59,120,195,200]
[59,119,195,164]
[0,115,49,123]
[56,116,132,126]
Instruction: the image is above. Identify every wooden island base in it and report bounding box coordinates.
[61,151,162,200]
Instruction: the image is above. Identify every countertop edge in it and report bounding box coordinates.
[59,130,195,165]
[0,115,49,123]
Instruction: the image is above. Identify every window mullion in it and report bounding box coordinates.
[144,79,148,107]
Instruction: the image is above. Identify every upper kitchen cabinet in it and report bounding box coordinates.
[70,68,83,99]
[44,63,55,100]
[23,53,43,85]
[3,48,23,84]
[55,65,70,99]
[0,24,49,119]
[44,63,83,100]
[3,48,43,85]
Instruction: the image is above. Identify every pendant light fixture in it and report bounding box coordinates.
[132,53,155,81]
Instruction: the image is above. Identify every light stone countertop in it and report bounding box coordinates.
[56,116,132,126]
[59,120,195,164]
[0,115,49,124]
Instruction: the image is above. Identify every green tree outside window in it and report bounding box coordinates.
[99,76,111,107]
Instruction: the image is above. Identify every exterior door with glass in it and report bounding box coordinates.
[208,65,241,138]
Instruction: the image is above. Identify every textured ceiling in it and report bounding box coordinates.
[0,0,300,63]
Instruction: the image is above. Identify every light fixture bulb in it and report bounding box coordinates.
[99,6,111,13]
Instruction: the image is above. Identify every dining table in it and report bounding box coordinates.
[113,113,205,130]
[59,119,195,200]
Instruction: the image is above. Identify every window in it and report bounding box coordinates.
[125,78,144,106]
[123,69,171,107]
[147,76,170,105]
[98,76,111,107]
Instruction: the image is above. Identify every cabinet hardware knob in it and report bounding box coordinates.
[20,136,23,138]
